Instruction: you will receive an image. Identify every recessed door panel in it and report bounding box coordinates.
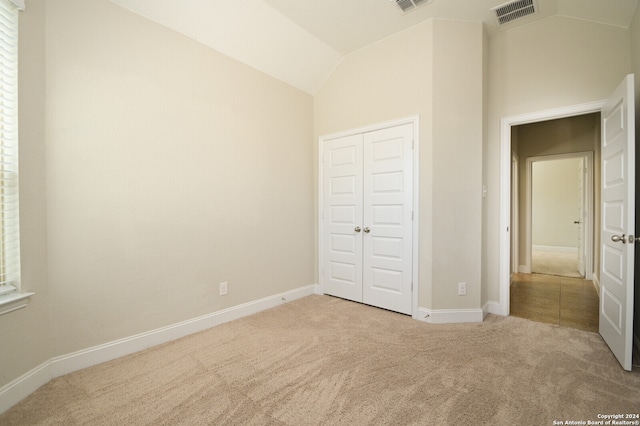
[372,171,403,194]
[331,234,356,255]
[603,201,624,233]
[330,205,356,225]
[330,175,357,196]
[330,146,357,168]
[371,236,403,260]
[371,205,404,226]
[372,137,404,162]
[330,261,357,285]
[371,267,403,293]
[603,150,624,188]
[601,287,623,334]
[602,245,623,285]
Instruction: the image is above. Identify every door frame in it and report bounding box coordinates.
[524,152,594,279]
[318,115,420,318]
[499,101,605,316]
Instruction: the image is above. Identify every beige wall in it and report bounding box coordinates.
[485,16,632,303]
[44,0,314,355]
[315,19,484,311]
[0,0,51,387]
[431,20,483,310]
[0,0,314,387]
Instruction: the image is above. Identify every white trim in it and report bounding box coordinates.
[9,0,24,11]
[417,307,484,324]
[592,273,601,297]
[499,100,606,317]
[0,292,34,317]
[484,300,502,316]
[0,284,315,415]
[532,245,578,253]
[0,361,51,416]
[318,115,420,318]
[511,153,519,274]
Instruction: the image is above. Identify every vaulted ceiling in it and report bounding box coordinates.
[110,0,639,94]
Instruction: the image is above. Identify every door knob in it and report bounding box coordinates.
[611,234,626,243]
[354,226,361,233]
[363,227,370,233]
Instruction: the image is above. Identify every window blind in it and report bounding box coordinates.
[0,0,20,294]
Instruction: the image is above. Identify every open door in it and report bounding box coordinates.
[577,158,586,277]
[600,74,635,371]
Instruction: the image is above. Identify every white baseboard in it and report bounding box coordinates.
[532,245,578,253]
[416,307,484,324]
[483,300,504,317]
[0,284,316,415]
[0,361,52,417]
[518,265,530,274]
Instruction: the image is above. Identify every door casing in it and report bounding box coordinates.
[498,101,605,316]
[318,115,420,318]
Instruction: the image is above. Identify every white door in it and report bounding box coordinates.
[600,74,635,371]
[321,123,413,315]
[362,124,414,314]
[322,134,364,303]
[577,158,585,276]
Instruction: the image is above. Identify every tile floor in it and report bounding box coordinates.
[510,273,599,333]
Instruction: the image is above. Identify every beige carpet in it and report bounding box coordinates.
[2,295,639,425]
[532,249,583,278]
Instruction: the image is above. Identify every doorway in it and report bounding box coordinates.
[498,102,605,317]
[508,115,600,332]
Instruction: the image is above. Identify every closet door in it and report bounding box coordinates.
[362,124,414,315]
[322,134,364,303]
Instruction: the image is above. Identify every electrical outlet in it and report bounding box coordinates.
[219,282,228,296]
[458,282,467,296]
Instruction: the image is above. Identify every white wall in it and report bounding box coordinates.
[484,16,632,303]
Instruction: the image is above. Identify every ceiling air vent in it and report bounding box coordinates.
[395,0,432,13]
[493,0,536,25]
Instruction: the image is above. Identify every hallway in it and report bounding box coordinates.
[510,273,599,333]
